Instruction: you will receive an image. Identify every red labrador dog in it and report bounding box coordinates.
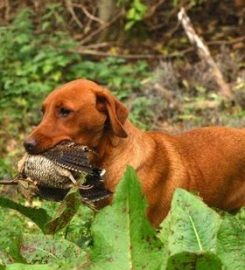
[24,79,245,226]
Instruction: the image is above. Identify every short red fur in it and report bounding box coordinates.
[24,79,245,226]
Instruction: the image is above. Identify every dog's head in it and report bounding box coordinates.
[24,79,128,154]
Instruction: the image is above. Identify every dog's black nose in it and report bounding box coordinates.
[24,138,37,154]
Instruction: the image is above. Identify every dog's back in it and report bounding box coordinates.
[143,126,245,225]
[177,127,245,207]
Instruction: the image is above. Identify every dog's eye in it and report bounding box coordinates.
[58,107,72,117]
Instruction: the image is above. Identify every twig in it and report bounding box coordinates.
[207,36,245,46]
[178,7,232,99]
[65,0,83,29]
[75,40,199,58]
[75,35,244,60]
[75,48,163,59]
[80,11,122,45]
[144,0,166,19]
[73,3,105,25]
[84,42,109,49]
[74,46,195,59]
[0,179,18,185]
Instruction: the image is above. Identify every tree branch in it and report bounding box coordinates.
[178,7,232,99]
[73,3,105,25]
[65,0,83,29]
[0,179,18,185]
[80,11,122,45]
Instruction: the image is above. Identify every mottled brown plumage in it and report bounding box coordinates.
[17,141,110,202]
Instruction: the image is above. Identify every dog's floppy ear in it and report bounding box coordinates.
[96,90,128,138]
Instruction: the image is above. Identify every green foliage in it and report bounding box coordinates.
[0,159,12,179]
[20,234,83,264]
[0,6,149,133]
[0,196,51,232]
[6,265,53,270]
[0,7,149,124]
[68,58,148,100]
[90,166,162,269]
[0,189,82,234]
[63,205,94,248]
[0,7,78,132]
[0,168,244,269]
[159,189,222,269]
[45,188,82,234]
[217,214,245,269]
[117,0,148,30]
[0,6,149,178]
[0,207,26,264]
[158,189,245,269]
[129,96,154,129]
[125,0,147,30]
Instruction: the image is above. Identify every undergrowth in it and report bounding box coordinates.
[0,167,244,269]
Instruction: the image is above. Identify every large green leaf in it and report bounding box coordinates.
[0,188,82,235]
[20,233,84,264]
[90,166,161,270]
[4,229,94,269]
[217,214,245,270]
[159,189,222,269]
[166,252,222,270]
[45,188,82,234]
[0,197,51,232]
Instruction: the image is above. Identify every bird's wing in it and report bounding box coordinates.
[42,143,101,175]
[79,186,112,202]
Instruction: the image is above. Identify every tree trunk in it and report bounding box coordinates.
[97,0,119,41]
